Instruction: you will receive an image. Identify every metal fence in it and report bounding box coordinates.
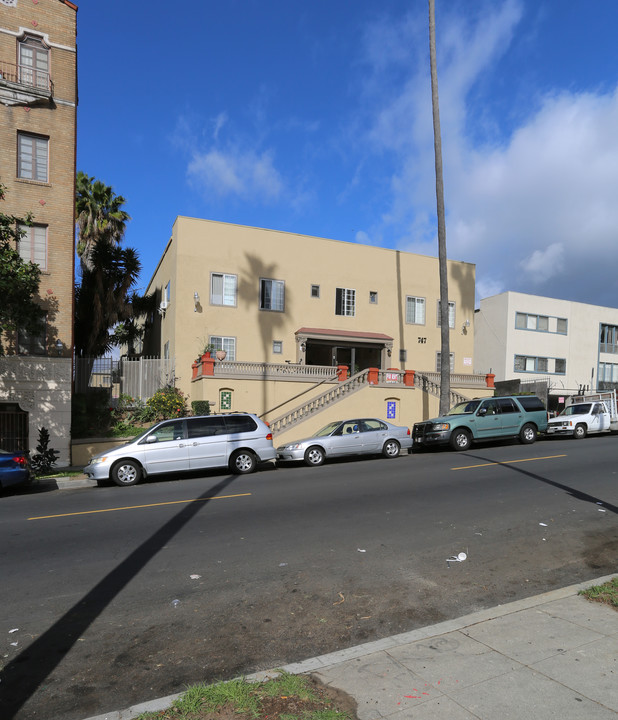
[74,356,175,403]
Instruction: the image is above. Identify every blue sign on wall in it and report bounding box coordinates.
[387,401,396,419]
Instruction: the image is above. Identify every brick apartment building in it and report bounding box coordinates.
[0,0,77,464]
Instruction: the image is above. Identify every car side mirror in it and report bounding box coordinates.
[145,435,158,444]
[477,407,487,416]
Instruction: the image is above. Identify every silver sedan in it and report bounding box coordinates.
[276,417,412,467]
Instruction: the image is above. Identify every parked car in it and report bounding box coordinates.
[412,395,548,451]
[0,449,32,490]
[84,413,276,486]
[276,417,412,467]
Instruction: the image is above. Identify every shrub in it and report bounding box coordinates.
[146,386,187,421]
[191,400,210,416]
[30,427,60,476]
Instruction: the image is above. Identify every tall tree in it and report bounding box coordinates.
[0,185,45,356]
[75,171,131,272]
[428,0,451,415]
[74,173,152,357]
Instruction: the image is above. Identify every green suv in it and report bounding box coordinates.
[412,396,548,451]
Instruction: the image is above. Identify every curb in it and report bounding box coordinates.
[35,476,96,490]
[81,572,618,720]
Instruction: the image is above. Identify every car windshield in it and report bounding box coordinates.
[314,421,343,437]
[561,404,591,416]
[446,400,481,416]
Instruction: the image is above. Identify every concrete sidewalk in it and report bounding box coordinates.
[85,573,618,720]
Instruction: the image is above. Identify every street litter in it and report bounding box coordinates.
[171,599,180,608]
[189,574,201,580]
[8,629,18,634]
[446,552,467,567]
[10,642,17,647]
[539,523,548,526]
[333,592,345,605]
[357,548,366,553]
[598,508,606,513]
[279,563,288,567]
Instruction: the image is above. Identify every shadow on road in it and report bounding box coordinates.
[0,474,239,718]
[463,452,618,515]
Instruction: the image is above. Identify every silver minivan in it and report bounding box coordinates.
[84,413,276,486]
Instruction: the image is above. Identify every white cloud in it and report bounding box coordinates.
[187,146,283,202]
[358,1,618,306]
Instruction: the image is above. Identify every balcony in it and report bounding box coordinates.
[0,60,53,106]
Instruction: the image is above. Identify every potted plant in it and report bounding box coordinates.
[201,343,215,360]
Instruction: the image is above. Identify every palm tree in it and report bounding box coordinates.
[428,0,451,415]
[75,171,131,272]
[74,241,141,357]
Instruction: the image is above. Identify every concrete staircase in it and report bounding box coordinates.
[268,368,471,436]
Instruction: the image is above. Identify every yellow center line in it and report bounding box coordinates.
[28,492,252,520]
[452,454,567,471]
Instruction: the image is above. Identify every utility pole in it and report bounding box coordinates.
[428,0,451,415]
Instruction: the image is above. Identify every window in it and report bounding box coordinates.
[164,281,171,304]
[335,288,355,317]
[436,352,454,373]
[437,301,455,328]
[163,341,169,360]
[600,324,618,354]
[210,272,237,306]
[272,341,282,354]
[497,398,518,414]
[18,322,46,355]
[516,312,567,334]
[187,417,226,438]
[19,35,49,90]
[369,291,378,304]
[311,284,320,298]
[259,278,285,311]
[18,224,47,270]
[18,133,48,181]
[514,355,566,374]
[406,296,425,325]
[599,362,618,382]
[210,336,235,360]
[399,349,407,363]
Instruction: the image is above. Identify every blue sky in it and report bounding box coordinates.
[76,0,618,307]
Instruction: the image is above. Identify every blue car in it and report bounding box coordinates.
[0,449,32,490]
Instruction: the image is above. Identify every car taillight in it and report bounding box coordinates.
[266,433,273,440]
[406,428,411,435]
[12,456,27,467]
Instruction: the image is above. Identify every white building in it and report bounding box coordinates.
[475,292,618,405]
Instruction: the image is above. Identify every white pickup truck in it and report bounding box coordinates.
[547,391,618,439]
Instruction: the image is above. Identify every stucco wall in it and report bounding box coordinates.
[0,357,71,465]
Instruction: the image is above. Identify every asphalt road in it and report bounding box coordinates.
[1,434,617,720]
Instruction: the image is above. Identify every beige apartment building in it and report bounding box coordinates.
[0,0,77,463]
[143,218,493,444]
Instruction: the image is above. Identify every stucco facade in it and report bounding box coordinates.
[0,0,77,464]
[143,217,490,439]
[475,291,618,398]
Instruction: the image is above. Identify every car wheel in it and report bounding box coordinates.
[304,446,325,467]
[382,439,400,458]
[450,428,471,451]
[519,423,537,444]
[111,459,141,486]
[230,449,257,474]
[574,423,587,439]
